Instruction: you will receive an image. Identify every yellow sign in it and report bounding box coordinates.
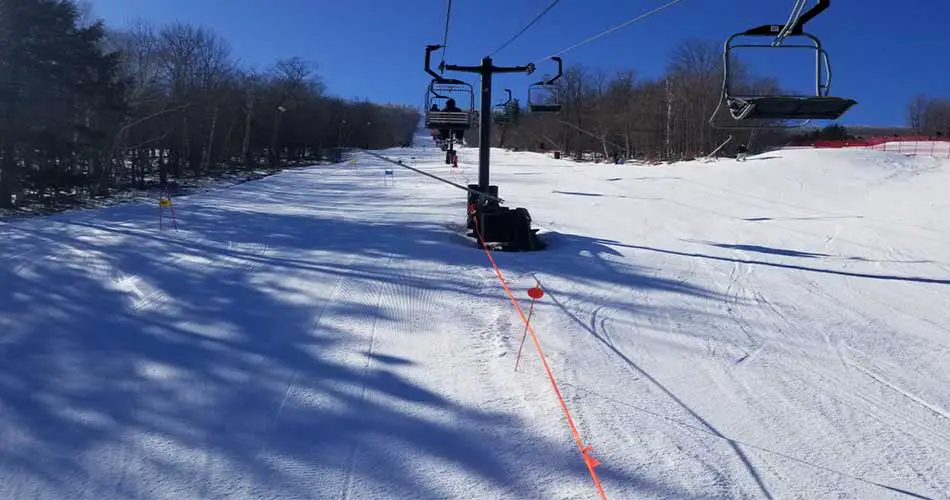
[159,198,172,208]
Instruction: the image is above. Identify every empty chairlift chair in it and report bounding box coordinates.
[712,0,856,127]
[494,89,515,124]
[527,57,563,114]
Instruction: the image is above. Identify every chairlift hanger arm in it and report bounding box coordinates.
[743,0,830,37]
[532,56,563,86]
[425,44,443,81]
[425,45,469,85]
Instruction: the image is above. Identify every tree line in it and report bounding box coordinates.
[907,95,950,137]
[0,0,420,210]
[485,40,945,162]
[484,39,793,162]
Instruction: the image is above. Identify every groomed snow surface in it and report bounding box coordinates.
[1,139,948,499]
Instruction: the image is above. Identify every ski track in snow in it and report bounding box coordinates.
[341,252,394,500]
[0,143,948,499]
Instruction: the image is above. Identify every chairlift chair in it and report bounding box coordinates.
[710,0,856,129]
[423,44,476,132]
[424,81,475,130]
[527,57,563,113]
[494,89,514,124]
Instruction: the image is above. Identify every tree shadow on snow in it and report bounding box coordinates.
[0,169,670,499]
[516,231,738,301]
[698,241,831,259]
[552,190,604,197]
[743,215,865,222]
[604,241,950,286]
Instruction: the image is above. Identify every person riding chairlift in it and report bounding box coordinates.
[443,99,461,113]
[439,98,465,143]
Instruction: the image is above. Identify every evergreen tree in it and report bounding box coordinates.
[0,0,126,206]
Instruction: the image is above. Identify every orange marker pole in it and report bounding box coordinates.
[169,203,178,231]
[515,286,544,372]
[159,197,178,231]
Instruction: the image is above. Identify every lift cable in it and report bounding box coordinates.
[530,0,687,65]
[440,0,454,68]
[361,149,505,204]
[488,0,565,57]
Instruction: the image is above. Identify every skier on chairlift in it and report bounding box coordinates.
[443,99,461,113]
[438,98,465,144]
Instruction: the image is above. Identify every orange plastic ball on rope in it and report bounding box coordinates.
[527,287,544,300]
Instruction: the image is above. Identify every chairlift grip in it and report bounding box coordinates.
[742,0,830,37]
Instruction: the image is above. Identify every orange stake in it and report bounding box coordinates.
[514,299,535,372]
[515,286,545,372]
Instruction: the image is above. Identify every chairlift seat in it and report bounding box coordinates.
[425,111,471,130]
[728,96,856,121]
[529,103,561,113]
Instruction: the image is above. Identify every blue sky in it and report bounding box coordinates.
[89,0,950,127]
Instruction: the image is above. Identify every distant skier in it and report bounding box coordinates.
[736,143,748,162]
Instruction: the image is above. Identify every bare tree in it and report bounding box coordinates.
[907,94,927,133]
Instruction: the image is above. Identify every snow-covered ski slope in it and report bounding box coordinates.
[1,139,948,499]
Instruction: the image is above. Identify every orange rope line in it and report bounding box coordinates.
[472,216,607,499]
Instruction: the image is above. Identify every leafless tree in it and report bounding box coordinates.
[0,3,418,212]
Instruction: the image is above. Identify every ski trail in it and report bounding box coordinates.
[780,273,950,450]
[541,280,775,499]
[254,253,365,463]
[342,254,395,500]
[254,372,300,460]
[842,354,950,423]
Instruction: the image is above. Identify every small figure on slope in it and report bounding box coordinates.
[736,143,749,162]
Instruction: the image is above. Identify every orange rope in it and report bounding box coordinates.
[472,216,607,499]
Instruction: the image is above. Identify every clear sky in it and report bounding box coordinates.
[88,0,950,127]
